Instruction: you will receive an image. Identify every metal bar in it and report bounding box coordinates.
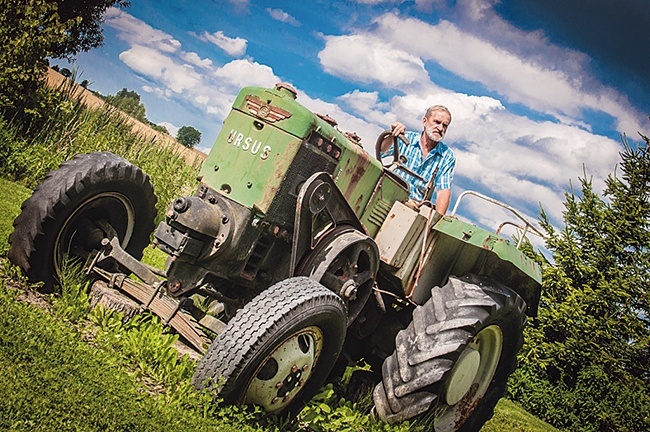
[92,267,211,353]
[451,190,546,239]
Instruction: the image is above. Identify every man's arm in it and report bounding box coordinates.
[435,189,451,215]
[380,122,407,153]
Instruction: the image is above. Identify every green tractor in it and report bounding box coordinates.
[9,83,542,431]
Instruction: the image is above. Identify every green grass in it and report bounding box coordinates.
[0,178,30,255]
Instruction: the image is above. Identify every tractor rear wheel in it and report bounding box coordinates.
[8,152,157,291]
[192,277,347,416]
[373,274,526,431]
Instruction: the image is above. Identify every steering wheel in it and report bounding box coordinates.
[374,130,426,183]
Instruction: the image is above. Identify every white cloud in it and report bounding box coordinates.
[372,11,646,136]
[119,45,203,94]
[104,7,181,54]
[212,59,279,89]
[199,30,247,56]
[318,34,428,87]
[181,51,213,69]
[158,121,179,137]
[266,8,300,26]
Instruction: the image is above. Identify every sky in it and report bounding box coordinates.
[59,0,650,247]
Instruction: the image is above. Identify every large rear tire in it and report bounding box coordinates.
[373,274,526,431]
[8,152,157,291]
[193,277,347,416]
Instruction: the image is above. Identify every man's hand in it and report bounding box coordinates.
[391,122,406,137]
[380,122,407,153]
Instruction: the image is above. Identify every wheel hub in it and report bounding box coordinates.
[437,324,503,431]
[445,348,481,405]
[244,326,323,412]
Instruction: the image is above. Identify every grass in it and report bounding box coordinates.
[0,178,30,255]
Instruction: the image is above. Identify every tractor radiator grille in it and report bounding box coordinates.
[367,197,393,227]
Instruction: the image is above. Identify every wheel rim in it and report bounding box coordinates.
[244,325,324,412]
[299,228,378,324]
[435,324,503,431]
[54,192,136,275]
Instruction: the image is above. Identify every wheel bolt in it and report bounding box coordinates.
[276,382,283,389]
[291,365,299,373]
[271,397,280,404]
[302,365,309,371]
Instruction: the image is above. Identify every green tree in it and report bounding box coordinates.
[510,135,650,431]
[176,126,202,148]
[49,0,130,59]
[0,0,67,115]
[105,88,146,122]
[0,0,128,121]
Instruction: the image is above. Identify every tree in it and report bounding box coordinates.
[0,0,128,121]
[176,126,202,148]
[0,0,66,115]
[510,135,650,431]
[105,88,146,122]
[48,0,130,59]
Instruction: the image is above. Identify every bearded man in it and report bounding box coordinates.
[379,105,456,214]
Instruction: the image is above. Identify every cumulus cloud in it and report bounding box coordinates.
[181,51,213,69]
[266,8,300,26]
[105,9,280,129]
[198,30,247,56]
[319,34,428,87]
[105,7,182,54]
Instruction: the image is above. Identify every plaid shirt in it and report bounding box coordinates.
[382,130,456,201]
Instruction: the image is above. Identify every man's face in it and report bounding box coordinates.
[423,110,451,144]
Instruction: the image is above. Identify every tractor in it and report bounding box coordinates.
[8,82,542,431]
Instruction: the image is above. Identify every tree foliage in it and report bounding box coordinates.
[0,0,67,116]
[0,0,128,123]
[105,88,146,122]
[49,0,130,59]
[176,126,202,148]
[510,135,650,431]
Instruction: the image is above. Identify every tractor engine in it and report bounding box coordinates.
[153,83,408,298]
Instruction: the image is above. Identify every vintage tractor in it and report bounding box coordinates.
[8,83,542,431]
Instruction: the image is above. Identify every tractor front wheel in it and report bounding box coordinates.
[192,277,347,416]
[8,152,157,291]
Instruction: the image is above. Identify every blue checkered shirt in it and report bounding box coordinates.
[382,130,456,201]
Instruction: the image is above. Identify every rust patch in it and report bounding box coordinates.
[454,383,481,429]
[343,156,371,198]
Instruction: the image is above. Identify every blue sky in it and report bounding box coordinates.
[59,0,650,245]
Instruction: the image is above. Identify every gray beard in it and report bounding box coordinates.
[425,125,442,144]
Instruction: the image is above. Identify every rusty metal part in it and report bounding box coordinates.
[316,113,338,127]
[289,172,365,276]
[92,267,211,353]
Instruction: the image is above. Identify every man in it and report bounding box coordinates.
[379,105,455,214]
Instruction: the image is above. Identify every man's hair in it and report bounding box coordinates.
[425,105,452,122]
